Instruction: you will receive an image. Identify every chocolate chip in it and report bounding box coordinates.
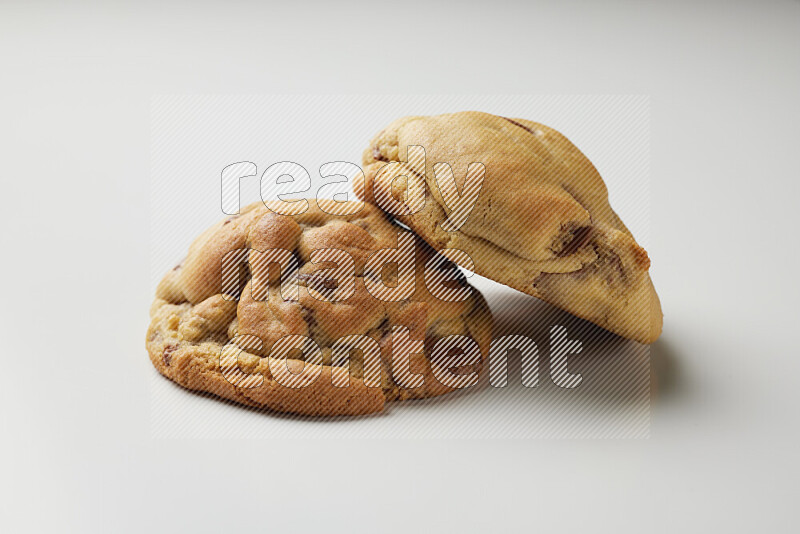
[299,306,325,345]
[372,146,389,162]
[558,226,593,257]
[297,273,339,290]
[162,344,178,367]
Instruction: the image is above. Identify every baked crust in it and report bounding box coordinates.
[147,199,493,416]
[358,111,662,343]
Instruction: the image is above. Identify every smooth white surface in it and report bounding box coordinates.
[1,1,799,532]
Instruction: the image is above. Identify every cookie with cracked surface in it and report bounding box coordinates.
[358,111,662,343]
[147,199,493,416]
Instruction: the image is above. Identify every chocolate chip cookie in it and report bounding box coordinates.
[358,111,662,343]
[147,199,493,416]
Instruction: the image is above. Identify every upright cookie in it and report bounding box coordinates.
[359,111,662,343]
[147,199,492,416]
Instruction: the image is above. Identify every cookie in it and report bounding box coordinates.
[358,111,662,343]
[147,199,493,416]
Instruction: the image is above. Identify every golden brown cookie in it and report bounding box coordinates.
[358,111,662,343]
[147,199,493,416]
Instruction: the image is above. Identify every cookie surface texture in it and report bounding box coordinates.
[359,111,662,343]
[147,199,493,416]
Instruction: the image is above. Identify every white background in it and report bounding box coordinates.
[2,1,799,532]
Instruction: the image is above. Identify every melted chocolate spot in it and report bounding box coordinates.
[297,273,339,290]
[162,344,178,367]
[558,226,593,257]
[372,146,389,162]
